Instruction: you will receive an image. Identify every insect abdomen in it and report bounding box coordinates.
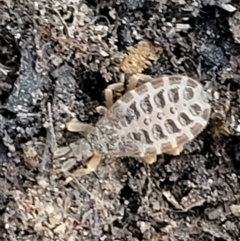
[91,75,211,157]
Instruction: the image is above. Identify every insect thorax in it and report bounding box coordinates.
[86,124,123,156]
[75,138,95,161]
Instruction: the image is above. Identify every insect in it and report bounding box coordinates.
[104,40,163,109]
[55,74,212,179]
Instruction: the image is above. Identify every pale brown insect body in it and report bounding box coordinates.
[69,75,211,177]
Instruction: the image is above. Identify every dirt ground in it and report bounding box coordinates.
[1,0,240,240]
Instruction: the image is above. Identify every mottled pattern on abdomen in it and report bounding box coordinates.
[87,76,211,158]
